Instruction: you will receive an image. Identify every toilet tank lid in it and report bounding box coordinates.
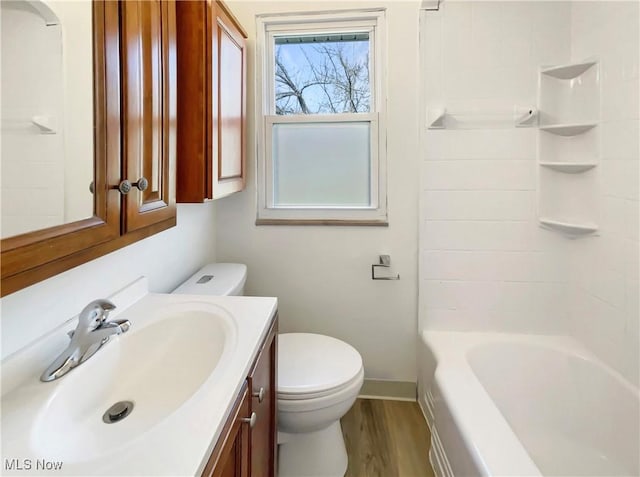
[172,263,247,296]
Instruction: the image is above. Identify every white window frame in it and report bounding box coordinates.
[256,9,387,225]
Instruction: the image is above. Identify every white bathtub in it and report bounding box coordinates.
[419,331,640,477]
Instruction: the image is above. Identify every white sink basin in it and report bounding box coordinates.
[29,303,234,462]
[0,289,280,476]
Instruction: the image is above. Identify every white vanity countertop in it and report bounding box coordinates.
[1,288,277,476]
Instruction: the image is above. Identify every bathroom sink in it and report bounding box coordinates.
[3,300,237,465]
[2,289,277,476]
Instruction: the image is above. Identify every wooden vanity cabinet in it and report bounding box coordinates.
[203,384,250,477]
[202,315,278,477]
[247,318,278,477]
[176,0,247,202]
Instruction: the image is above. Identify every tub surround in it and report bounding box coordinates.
[420,331,640,477]
[419,11,639,474]
[2,278,277,476]
[419,0,639,386]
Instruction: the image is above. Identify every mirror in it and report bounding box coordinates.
[1,0,94,239]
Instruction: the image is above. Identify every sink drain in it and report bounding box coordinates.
[103,400,134,424]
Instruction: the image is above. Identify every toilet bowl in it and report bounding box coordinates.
[173,264,363,477]
[277,333,364,477]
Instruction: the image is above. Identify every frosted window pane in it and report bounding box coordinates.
[273,122,371,207]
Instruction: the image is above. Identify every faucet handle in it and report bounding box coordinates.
[78,299,117,331]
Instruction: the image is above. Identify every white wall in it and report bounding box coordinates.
[1,203,217,360]
[419,2,574,335]
[216,0,421,382]
[568,1,640,386]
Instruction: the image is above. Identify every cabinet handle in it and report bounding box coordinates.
[115,177,149,195]
[253,387,265,403]
[241,412,257,428]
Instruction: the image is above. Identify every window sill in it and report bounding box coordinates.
[255,218,389,226]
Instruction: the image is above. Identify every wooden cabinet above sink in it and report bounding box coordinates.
[176,0,247,203]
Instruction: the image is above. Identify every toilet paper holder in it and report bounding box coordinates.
[371,255,400,280]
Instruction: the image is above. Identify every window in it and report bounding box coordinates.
[256,10,387,224]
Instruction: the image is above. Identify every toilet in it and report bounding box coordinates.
[173,263,364,477]
[277,333,363,477]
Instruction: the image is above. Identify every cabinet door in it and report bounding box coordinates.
[175,0,209,203]
[120,0,176,232]
[248,321,278,477]
[212,3,246,198]
[204,384,250,477]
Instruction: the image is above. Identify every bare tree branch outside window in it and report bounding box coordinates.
[275,39,370,115]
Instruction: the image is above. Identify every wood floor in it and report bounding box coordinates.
[341,399,435,477]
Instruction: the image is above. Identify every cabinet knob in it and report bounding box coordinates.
[116,177,149,194]
[253,387,265,403]
[89,181,95,194]
[241,412,257,428]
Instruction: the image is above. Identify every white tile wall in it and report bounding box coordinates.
[419,1,572,336]
[420,1,639,386]
[421,160,534,191]
[568,1,640,387]
[421,190,535,221]
[421,221,533,251]
[421,250,568,282]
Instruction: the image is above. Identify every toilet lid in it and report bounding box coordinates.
[277,333,363,397]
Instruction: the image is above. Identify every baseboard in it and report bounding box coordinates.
[358,379,417,401]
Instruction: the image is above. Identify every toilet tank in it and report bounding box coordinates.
[172,263,247,296]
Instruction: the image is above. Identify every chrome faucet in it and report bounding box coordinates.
[41,299,131,382]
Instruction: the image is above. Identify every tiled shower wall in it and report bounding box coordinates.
[420,1,640,386]
[419,2,573,335]
[568,1,640,386]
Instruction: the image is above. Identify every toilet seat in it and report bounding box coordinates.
[277,367,364,415]
[277,333,363,400]
[278,366,364,401]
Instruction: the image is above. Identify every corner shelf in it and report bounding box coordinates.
[539,218,598,236]
[539,123,597,136]
[539,162,597,173]
[541,61,597,80]
[537,59,600,238]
